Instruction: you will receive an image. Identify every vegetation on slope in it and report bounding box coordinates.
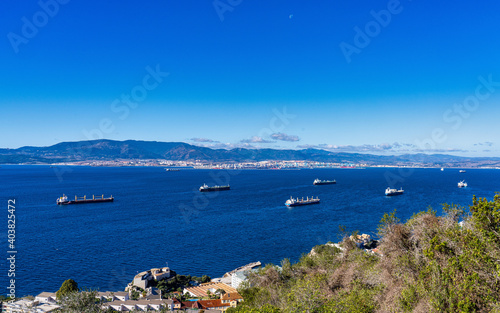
[229,194,500,313]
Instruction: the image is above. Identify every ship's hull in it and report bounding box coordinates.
[58,198,114,205]
[385,192,403,196]
[286,200,320,207]
[199,186,230,192]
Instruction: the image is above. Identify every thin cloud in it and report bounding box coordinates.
[413,148,470,153]
[192,142,256,150]
[190,138,220,143]
[240,136,275,144]
[270,132,300,142]
[297,142,417,153]
[474,141,494,147]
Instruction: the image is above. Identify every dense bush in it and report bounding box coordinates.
[229,194,500,313]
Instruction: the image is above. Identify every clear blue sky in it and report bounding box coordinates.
[1,0,499,156]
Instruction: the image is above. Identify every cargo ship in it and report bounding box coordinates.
[56,194,114,205]
[313,178,336,185]
[285,196,320,207]
[385,187,404,196]
[199,184,230,192]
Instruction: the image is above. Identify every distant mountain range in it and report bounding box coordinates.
[1,139,499,167]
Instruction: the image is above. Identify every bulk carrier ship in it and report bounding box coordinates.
[56,194,114,205]
[313,178,336,185]
[285,196,320,207]
[199,184,230,192]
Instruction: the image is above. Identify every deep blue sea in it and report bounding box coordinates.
[1,165,499,296]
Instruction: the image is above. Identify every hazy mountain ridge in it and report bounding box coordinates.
[1,139,499,167]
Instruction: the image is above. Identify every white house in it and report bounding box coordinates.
[231,271,248,289]
[102,299,173,311]
[113,291,129,301]
[2,298,60,313]
[96,291,114,302]
[35,292,57,304]
[96,291,129,302]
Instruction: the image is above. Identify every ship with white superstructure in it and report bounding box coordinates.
[385,187,404,196]
[313,178,336,185]
[199,183,230,192]
[285,196,320,207]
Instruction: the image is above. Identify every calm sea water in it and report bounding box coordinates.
[1,165,499,296]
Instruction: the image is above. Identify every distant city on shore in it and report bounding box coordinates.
[1,139,499,169]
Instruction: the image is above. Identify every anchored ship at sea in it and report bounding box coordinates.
[199,184,230,192]
[285,196,320,207]
[385,187,404,196]
[56,194,114,205]
[313,178,336,185]
[458,180,468,188]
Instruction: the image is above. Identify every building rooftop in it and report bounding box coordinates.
[199,299,230,309]
[36,292,57,298]
[221,292,243,301]
[184,282,238,298]
[102,299,173,306]
[134,270,150,279]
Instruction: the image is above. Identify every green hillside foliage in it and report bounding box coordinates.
[228,194,500,313]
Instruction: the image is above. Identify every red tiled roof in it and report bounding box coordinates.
[199,299,230,309]
[221,292,243,301]
[182,301,203,309]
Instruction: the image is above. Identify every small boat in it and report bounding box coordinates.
[199,184,230,192]
[313,178,336,185]
[285,196,320,207]
[385,187,404,196]
[458,180,467,188]
[441,168,444,171]
[57,194,114,205]
[459,170,466,173]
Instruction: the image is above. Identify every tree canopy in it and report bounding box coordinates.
[56,279,79,299]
